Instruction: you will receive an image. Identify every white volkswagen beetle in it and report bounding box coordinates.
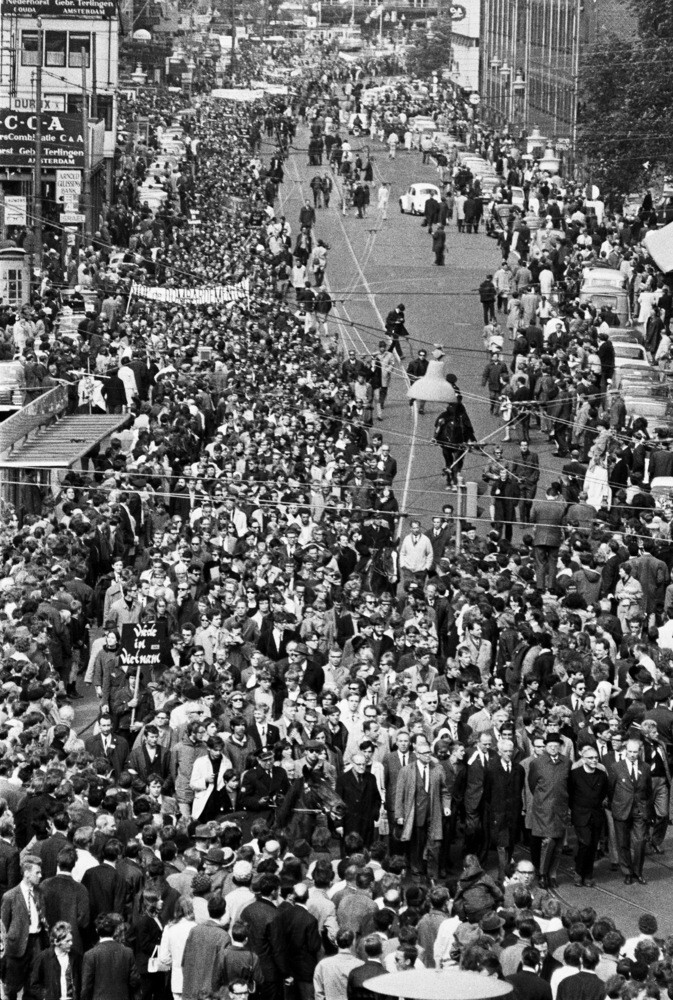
[399,183,441,215]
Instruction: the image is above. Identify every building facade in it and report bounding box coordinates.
[479,0,635,148]
[0,0,119,243]
[450,0,481,92]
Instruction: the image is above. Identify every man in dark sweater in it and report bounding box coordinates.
[506,945,553,1000]
[557,945,606,1000]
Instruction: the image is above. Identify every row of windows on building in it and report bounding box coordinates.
[21,30,92,68]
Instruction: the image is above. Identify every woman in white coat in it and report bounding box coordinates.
[190,737,233,821]
[583,456,610,511]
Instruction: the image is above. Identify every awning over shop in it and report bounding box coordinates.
[644,222,673,273]
[0,413,128,469]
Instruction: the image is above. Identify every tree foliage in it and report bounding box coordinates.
[577,1,673,193]
[405,16,453,79]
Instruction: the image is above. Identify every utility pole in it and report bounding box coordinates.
[455,475,464,556]
[230,0,236,76]
[81,47,92,241]
[33,17,43,277]
[91,34,98,120]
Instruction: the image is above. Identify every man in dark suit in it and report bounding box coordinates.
[608,737,652,884]
[464,733,493,863]
[81,912,140,1000]
[30,920,82,1000]
[41,845,90,955]
[31,811,70,881]
[485,738,524,882]
[126,724,168,783]
[569,747,610,887]
[0,854,48,1000]
[426,516,452,571]
[347,934,387,1000]
[257,611,299,661]
[241,873,282,1000]
[0,814,20,903]
[270,883,321,995]
[383,732,415,851]
[239,748,290,826]
[81,841,127,932]
[530,484,566,591]
[247,707,280,754]
[336,752,382,849]
[505,945,552,1000]
[84,714,129,779]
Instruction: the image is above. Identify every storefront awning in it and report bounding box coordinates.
[0,414,128,469]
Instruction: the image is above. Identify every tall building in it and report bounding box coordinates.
[0,0,119,242]
[479,0,635,150]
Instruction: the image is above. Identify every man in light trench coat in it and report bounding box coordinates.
[394,736,451,879]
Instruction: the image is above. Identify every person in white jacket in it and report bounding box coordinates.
[190,737,233,820]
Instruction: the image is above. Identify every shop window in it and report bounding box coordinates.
[45,31,67,67]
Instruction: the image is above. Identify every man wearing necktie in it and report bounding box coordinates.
[485,739,524,883]
[394,736,451,880]
[608,738,652,885]
[0,854,47,1000]
[464,733,493,864]
[383,732,414,855]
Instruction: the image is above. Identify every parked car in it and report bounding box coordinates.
[579,284,631,326]
[399,183,441,215]
[612,368,662,392]
[409,116,436,133]
[581,267,628,291]
[622,383,672,421]
[606,325,643,345]
[612,342,650,369]
[656,195,673,227]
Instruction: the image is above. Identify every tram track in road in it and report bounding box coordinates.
[276,130,423,527]
[527,848,673,920]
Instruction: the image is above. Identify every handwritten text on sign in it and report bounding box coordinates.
[120,622,167,671]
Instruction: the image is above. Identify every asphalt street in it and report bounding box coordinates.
[72,126,673,939]
[279,126,673,932]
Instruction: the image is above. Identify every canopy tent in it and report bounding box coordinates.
[644,222,673,273]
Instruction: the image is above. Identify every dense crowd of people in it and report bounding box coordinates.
[3,32,673,1000]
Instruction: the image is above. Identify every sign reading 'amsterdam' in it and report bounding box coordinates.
[3,0,116,17]
[0,110,84,168]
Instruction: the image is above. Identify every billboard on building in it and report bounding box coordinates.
[2,0,116,16]
[0,110,84,168]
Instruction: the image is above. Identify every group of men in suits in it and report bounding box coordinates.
[1,854,139,1000]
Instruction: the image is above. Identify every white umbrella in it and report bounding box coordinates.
[366,969,514,1000]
